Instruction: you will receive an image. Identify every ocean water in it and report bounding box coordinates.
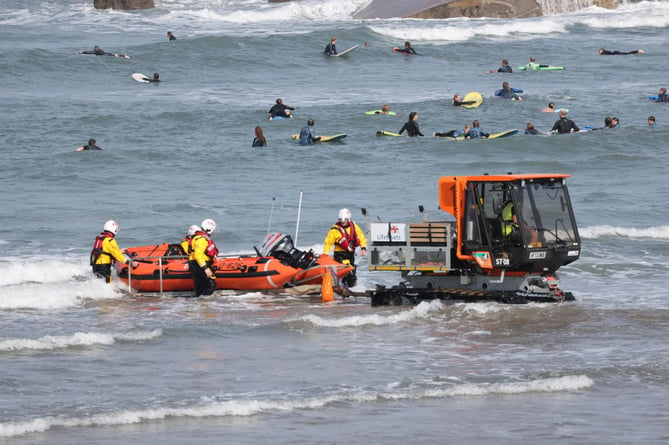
[2,0,669,443]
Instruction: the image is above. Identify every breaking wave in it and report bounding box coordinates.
[0,374,593,438]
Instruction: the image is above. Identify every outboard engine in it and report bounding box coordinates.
[258,233,317,269]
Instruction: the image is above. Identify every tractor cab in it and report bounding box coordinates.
[443,174,581,274]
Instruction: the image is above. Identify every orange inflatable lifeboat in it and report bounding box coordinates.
[115,243,299,293]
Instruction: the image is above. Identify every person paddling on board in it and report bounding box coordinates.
[142,73,160,83]
[488,59,512,73]
[434,123,470,138]
[398,112,424,137]
[395,41,417,55]
[452,93,479,107]
[497,81,522,100]
[524,123,540,135]
[323,208,367,288]
[598,48,644,55]
[324,36,337,55]
[90,220,138,283]
[298,119,321,145]
[377,104,391,114]
[655,87,669,102]
[466,120,489,139]
[76,138,102,151]
[268,98,295,119]
[542,102,556,112]
[78,45,130,59]
[550,110,580,134]
[523,55,555,70]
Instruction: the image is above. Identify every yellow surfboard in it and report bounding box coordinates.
[291,134,347,142]
[461,91,483,109]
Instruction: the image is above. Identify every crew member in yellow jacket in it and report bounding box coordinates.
[188,218,219,297]
[90,220,137,283]
[323,208,367,287]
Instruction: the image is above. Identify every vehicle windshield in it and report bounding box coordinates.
[511,179,579,246]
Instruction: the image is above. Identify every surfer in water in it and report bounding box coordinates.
[598,48,644,55]
[324,37,337,55]
[252,127,267,147]
[268,98,294,119]
[395,41,417,55]
[143,73,160,82]
[498,81,523,100]
[167,31,176,41]
[551,110,580,134]
[398,112,424,137]
[76,138,102,151]
[78,46,130,59]
[488,59,512,73]
[299,119,321,145]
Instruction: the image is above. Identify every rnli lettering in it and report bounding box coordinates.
[217,261,245,271]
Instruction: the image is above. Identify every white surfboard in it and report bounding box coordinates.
[333,45,359,57]
[132,73,150,83]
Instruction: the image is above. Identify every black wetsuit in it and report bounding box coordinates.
[324,42,337,55]
[268,103,294,118]
[399,121,424,137]
[81,48,111,56]
[252,137,266,147]
[600,49,641,55]
[551,117,579,134]
[82,144,102,150]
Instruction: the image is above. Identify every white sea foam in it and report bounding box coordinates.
[294,299,444,327]
[0,374,593,438]
[3,0,667,34]
[0,329,162,352]
[580,225,669,240]
[0,329,163,352]
[0,258,87,286]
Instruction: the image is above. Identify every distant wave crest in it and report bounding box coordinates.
[0,329,162,352]
[580,225,669,240]
[0,374,593,438]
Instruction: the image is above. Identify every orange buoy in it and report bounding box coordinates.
[321,267,334,303]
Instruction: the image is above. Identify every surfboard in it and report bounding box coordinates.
[364,110,399,115]
[437,129,518,141]
[291,134,347,142]
[132,73,150,83]
[517,66,565,71]
[461,91,483,109]
[376,130,402,137]
[333,45,359,57]
[268,115,288,120]
[487,129,518,139]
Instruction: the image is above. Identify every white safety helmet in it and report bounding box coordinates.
[187,224,200,236]
[338,208,352,222]
[201,218,217,234]
[103,220,119,235]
